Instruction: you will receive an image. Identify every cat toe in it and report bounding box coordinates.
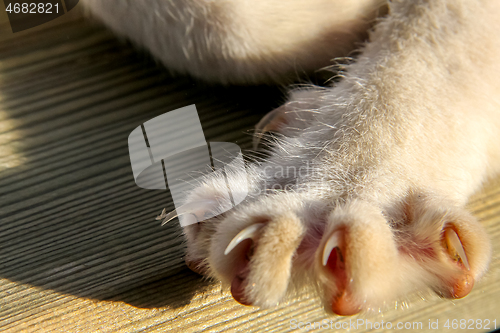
[392,193,491,300]
[212,212,306,307]
[223,223,263,305]
[316,200,400,315]
[433,221,487,299]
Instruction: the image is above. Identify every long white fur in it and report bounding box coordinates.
[84,0,500,313]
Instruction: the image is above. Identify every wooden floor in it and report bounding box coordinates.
[0,8,499,333]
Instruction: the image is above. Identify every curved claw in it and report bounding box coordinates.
[440,226,474,299]
[321,230,358,315]
[253,106,288,150]
[444,227,470,270]
[157,199,217,226]
[322,230,344,266]
[224,223,265,255]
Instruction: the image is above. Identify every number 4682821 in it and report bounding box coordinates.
[443,319,497,330]
[5,3,59,14]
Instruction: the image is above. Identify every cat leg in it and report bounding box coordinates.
[81,0,386,83]
[176,0,500,313]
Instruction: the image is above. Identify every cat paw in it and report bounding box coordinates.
[179,185,491,315]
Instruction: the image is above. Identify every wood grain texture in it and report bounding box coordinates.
[0,7,499,333]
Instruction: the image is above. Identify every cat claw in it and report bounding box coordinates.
[443,227,470,270]
[157,199,217,226]
[224,223,265,255]
[441,226,474,299]
[253,105,288,150]
[322,230,344,266]
[321,229,360,315]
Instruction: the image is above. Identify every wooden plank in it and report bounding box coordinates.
[0,6,498,333]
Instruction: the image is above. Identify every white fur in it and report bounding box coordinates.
[84,0,500,314]
[82,0,385,83]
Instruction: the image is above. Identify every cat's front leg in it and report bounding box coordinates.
[179,0,500,314]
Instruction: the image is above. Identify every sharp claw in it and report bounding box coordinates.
[157,199,218,226]
[253,106,288,150]
[444,227,470,271]
[224,223,265,255]
[322,231,343,266]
